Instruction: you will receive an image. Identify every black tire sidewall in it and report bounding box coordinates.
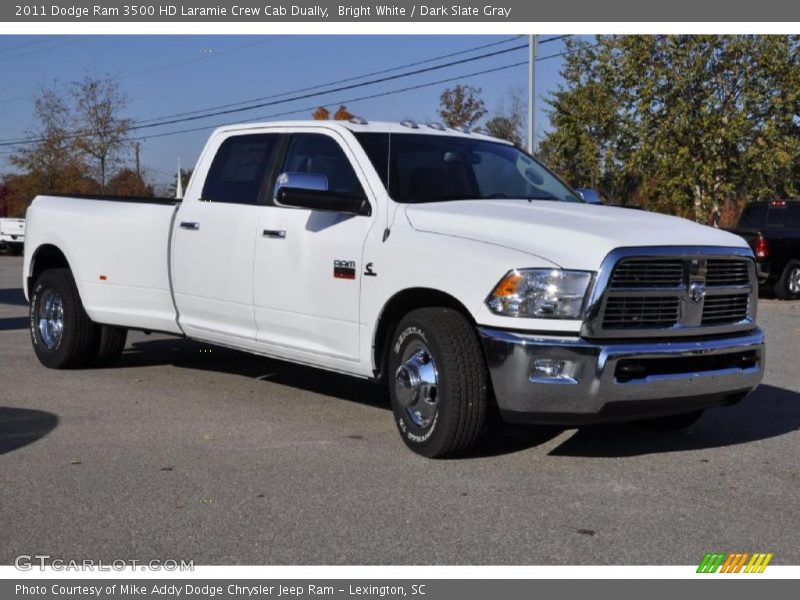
[388,315,452,456]
[29,270,90,369]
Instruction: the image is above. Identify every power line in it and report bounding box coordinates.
[120,40,544,131]
[0,40,531,147]
[0,36,91,62]
[132,45,588,144]
[133,36,526,124]
[0,36,68,55]
[121,36,286,80]
[0,36,575,149]
[135,35,569,125]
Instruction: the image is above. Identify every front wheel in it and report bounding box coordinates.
[389,308,489,458]
[30,268,98,369]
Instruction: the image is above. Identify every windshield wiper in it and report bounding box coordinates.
[526,195,561,202]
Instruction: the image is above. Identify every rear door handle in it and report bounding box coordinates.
[262,229,286,239]
[180,221,200,231]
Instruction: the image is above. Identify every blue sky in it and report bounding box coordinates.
[0,35,577,188]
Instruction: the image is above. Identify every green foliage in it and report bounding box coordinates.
[438,84,487,128]
[539,35,800,220]
[484,87,526,147]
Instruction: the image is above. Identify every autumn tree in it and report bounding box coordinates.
[9,85,89,194]
[71,75,132,192]
[438,84,487,128]
[312,106,330,120]
[539,35,800,220]
[106,168,154,197]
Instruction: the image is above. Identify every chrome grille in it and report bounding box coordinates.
[610,259,683,289]
[584,248,757,339]
[702,293,750,325]
[706,259,750,286]
[603,296,680,329]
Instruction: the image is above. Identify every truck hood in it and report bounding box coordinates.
[404,200,749,270]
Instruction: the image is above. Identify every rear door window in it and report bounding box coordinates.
[202,134,279,204]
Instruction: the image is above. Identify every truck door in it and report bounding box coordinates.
[253,131,375,364]
[171,132,281,341]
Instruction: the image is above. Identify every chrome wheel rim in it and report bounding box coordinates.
[395,340,439,428]
[38,290,64,349]
[789,267,800,295]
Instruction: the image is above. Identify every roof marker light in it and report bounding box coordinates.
[426,122,446,131]
[348,116,368,125]
[400,120,419,129]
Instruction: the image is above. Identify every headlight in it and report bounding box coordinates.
[486,269,594,319]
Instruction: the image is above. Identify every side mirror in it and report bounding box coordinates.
[274,172,371,216]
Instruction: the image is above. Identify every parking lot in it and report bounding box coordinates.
[0,252,798,565]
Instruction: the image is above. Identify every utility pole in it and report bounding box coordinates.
[176,158,183,199]
[134,142,141,178]
[527,34,538,155]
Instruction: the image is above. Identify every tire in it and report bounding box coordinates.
[6,243,23,256]
[92,325,128,364]
[388,307,489,458]
[774,261,800,300]
[636,410,704,431]
[29,268,98,369]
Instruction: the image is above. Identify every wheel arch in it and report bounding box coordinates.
[27,244,72,297]
[371,287,476,381]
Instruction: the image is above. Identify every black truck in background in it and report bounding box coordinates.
[728,200,800,299]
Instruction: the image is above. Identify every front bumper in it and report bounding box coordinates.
[479,327,765,425]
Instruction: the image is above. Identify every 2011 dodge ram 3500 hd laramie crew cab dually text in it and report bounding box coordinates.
[23,119,765,457]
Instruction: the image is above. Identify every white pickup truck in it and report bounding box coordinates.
[1,217,25,255]
[23,119,764,457]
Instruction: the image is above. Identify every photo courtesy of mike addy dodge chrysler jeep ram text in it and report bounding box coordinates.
[22,119,765,457]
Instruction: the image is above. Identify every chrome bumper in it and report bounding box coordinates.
[479,327,765,425]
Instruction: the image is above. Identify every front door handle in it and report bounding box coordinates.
[262,229,286,239]
[180,221,200,231]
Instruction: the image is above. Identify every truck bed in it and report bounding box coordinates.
[25,194,183,334]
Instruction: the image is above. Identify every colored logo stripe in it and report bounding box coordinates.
[697,552,773,573]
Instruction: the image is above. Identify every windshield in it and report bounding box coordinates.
[354,132,582,204]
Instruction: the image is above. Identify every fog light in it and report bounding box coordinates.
[530,358,578,384]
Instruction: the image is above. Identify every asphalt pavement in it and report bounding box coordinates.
[1,253,798,565]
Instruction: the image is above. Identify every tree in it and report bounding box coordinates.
[312,106,330,120]
[106,168,154,197]
[485,87,526,146]
[333,105,355,120]
[539,35,800,220]
[71,75,132,192]
[438,84,487,128]
[9,85,90,195]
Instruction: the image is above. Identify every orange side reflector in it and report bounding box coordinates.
[99,275,107,281]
